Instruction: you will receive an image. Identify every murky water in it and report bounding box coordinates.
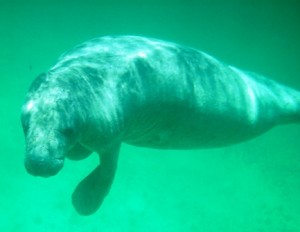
[1,0,300,231]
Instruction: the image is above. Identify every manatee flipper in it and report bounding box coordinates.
[71,145,120,215]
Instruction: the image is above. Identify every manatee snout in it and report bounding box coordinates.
[25,150,64,177]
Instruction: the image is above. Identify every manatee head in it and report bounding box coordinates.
[21,73,81,177]
[22,125,66,177]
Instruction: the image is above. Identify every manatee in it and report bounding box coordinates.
[21,36,300,215]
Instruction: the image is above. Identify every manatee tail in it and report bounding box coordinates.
[253,73,300,125]
[278,84,300,125]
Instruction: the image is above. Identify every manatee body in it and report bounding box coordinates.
[21,36,300,215]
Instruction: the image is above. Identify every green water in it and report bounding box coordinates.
[1,0,300,231]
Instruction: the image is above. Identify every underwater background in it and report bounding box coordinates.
[1,0,300,231]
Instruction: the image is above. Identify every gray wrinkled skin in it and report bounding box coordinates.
[21,36,300,215]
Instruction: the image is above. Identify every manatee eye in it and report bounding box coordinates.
[21,114,30,134]
[22,121,32,136]
[22,123,29,134]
